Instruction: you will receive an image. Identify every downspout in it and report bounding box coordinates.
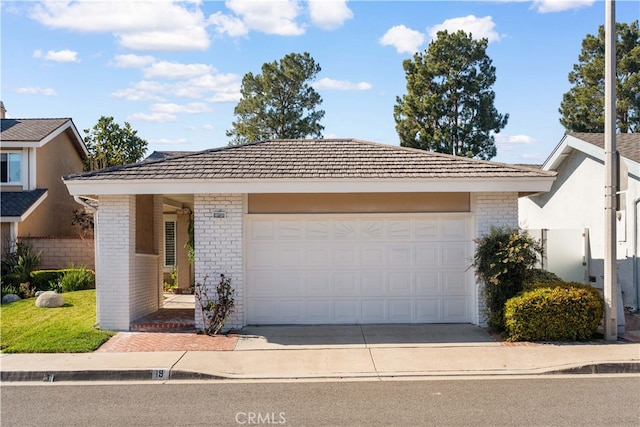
[74,196,100,325]
[634,197,640,313]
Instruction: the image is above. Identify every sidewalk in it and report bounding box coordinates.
[2,323,639,382]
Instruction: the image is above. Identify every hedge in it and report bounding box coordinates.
[30,268,96,292]
[504,281,604,342]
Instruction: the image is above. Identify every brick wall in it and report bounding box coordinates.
[472,192,519,325]
[194,194,244,330]
[21,236,95,270]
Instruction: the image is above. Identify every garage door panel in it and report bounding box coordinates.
[361,299,386,322]
[442,272,468,295]
[361,272,385,294]
[334,300,359,322]
[388,272,412,295]
[388,246,411,266]
[335,273,358,294]
[307,300,333,323]
[415,299,441,322]
[362,246,384,266]
[415,244,438,267]
[246,215,473,325]
[388,299,412,322]
[306,273,332,296]
[442,298,469,322]
[415,272,440,293]
[441,243,468,267]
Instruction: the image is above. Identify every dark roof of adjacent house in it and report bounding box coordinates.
[570,132,640,163]
[1,189,47,218]
[1,118,87,159]
[144,151,194,161]
[65,139,555,181]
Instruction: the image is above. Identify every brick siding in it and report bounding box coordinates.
[194,194,244,330]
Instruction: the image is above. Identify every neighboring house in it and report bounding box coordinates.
[63,139,555,331]
[519,132,640,317]
[0,103,93,269]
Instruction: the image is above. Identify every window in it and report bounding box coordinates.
[164,220,176,267]
[1,153,22,184]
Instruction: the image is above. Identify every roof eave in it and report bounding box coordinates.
[4,120,88,160]
[0,190,48,222]
[64,177,556,197]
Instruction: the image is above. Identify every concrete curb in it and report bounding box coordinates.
[3,362,639,383]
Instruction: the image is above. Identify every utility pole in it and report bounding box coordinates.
[604,0,618,341]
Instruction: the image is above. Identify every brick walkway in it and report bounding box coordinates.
[95,332,238,352]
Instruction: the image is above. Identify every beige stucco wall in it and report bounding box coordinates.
[135,195,156,254]
[18,132,85,237]
[249,192,470,214]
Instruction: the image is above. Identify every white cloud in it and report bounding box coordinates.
[201,124,214,130]
[112,54,156,68]
[16,86,57,96]
[225,0,304,36]
[150,102,211,114]
[110,80,167,102]
[143,61,213,79]
[428,15,501,43]
[208,11,249,37]
[495,134,537,154]
[33,49,80,63]
[313,78,372,91]
[128,112,177,123]
[379,25,425,54]
[149,137,188,145]
[29,1,210,51]
[174,73,242,102]
[532,0,595,13]
[307,0,353,30]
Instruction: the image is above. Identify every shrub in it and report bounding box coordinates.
[525,268,564,289]
[30,270,66,291]
[504,282,604,342]
[58,267,96,293]
[1,241,41,287]
[195,274,235,335]
[471,227,542,332]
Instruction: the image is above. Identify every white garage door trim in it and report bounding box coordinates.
[244,213,475,325]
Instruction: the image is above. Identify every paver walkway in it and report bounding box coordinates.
[95,332,237,352]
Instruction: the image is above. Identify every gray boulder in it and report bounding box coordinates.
[35,291,65,308]
[2,294,21,304]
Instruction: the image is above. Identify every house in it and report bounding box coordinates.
[63,139,556,331]
[0,102,93,269]
[519,132,640,318]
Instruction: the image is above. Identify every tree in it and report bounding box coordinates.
[83,116,148,171]
[559,21,639,133]
[226,52,325,145]
[394,30,508,160]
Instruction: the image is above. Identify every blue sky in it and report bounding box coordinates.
[1,1,638,164]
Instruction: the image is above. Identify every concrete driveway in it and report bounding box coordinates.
[236,324,497,350]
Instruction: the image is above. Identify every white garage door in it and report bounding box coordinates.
[245,214,474,324]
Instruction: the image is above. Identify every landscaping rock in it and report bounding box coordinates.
[35,291,65,308]
[2,294,21,304]
[35,290,45,297]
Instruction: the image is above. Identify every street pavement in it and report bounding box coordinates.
[1,323,639,382]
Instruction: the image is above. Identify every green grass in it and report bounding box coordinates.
[0,290,114,353]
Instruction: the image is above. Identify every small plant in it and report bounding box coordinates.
[195,274,235,335]
[57,266,95,293]
[471,227,542,332]
[18,282,36,299]
[71,207,94,237]
[1,241,41,286]
[1,283,19,298]
[525,268,564,288]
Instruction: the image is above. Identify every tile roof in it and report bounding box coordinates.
[569,132,640,163]
[66,139,555,181]
[1,118,71,142]
[144,151,194,162]
[1,189,47,218]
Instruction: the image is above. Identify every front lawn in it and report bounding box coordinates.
[0,290,114,353]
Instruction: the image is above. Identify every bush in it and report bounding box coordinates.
[525,268,564,289]
[58,267,95,293]
[1,241,41,287]
[504,282,604,342]
[471,227,542,332]
[30,270,66,291]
